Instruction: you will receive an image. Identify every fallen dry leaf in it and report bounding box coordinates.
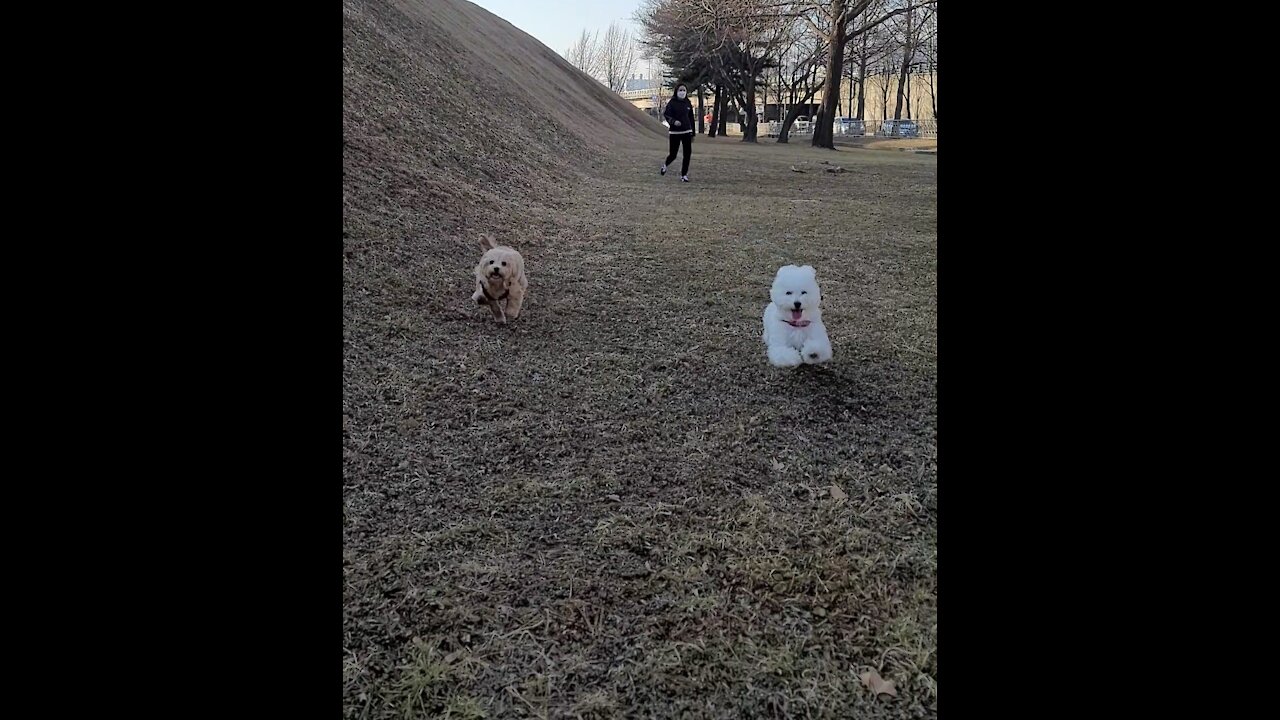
[770,459,785,472]
[860,669,897,698]
[829,484,848,501]
[790,165,806,173]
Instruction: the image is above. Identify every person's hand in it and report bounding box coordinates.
[674,120,681,127]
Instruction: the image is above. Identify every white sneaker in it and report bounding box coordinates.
[681,175,690,182]
[660,165,666,175]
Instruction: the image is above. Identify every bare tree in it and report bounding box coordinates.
[891,0,934,119]
[809,0,935,149]
[635,0,936,144]
[602,22,640,92]
[845,43,856,117]
[917,10,937,122]
[841,21,889,119]
[876,58,894,122]
[853,21,893,120]
[657,0,790,142]
[855,24,872,119]
[566,28,603,80]
[774,16,827,143]
[891,1,913,120]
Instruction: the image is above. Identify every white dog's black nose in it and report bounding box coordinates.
[792,301,802,310]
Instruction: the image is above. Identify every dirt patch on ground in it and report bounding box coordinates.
[836,136,938,153]
[344,2,936,718]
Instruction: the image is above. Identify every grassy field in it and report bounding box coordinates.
[344,1,936,716]
[344,132,937,719]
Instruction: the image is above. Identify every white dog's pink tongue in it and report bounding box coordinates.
[791,309,803,321]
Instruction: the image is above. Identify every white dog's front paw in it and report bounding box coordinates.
[801,341,832,364]
[768,344,804,368]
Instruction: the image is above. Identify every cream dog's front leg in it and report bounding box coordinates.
[473,280,506,323]
[504,284,525,320]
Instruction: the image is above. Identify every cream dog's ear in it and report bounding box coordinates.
[479,233,498,251]
[499,252,520,289]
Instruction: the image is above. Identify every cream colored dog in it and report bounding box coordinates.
[470,233,527,323]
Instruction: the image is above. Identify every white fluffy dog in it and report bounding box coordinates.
[762,265,833,367]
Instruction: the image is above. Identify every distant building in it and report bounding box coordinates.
[618,74,663,115]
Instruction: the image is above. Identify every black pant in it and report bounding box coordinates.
[665,133,692,175]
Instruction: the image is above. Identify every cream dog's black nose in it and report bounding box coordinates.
[792,301,802,310]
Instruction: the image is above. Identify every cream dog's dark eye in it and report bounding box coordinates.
[501,262,507,266]
[490,260,496,265]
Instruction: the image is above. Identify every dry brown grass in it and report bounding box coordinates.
[344,1,936,718]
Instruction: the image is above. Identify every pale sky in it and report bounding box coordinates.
[467,0,649,59]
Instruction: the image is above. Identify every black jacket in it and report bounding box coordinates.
[663,96,695,134]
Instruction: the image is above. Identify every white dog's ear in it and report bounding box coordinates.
[479,233,497,251]
[799,265,816,278]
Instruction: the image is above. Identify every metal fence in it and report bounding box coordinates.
[749,118,936,139]
[875,118,937,139]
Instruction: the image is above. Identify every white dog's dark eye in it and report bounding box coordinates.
[785,291,792,295]
[501,261,507,266]
[489,260,496,265]
[801,291,807,295]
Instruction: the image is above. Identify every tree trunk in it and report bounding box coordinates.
[777,103,805,143]
[708,85,720,138]
[893,47,910,119]
[856,33,869,119]
[717,93,728,135]
[931,67,942,127]
[893,4,914,120]
[740,78,758,142]
[880,69,891,121]
[697,85,706,134]
[929,62,937,122]
[905,72,912,119]
[812,0,848,149]
[777,62,785,124]
[929,66,936,117]
[779,67,823,145]
[847,52,855,118]
[759,75,768,126]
